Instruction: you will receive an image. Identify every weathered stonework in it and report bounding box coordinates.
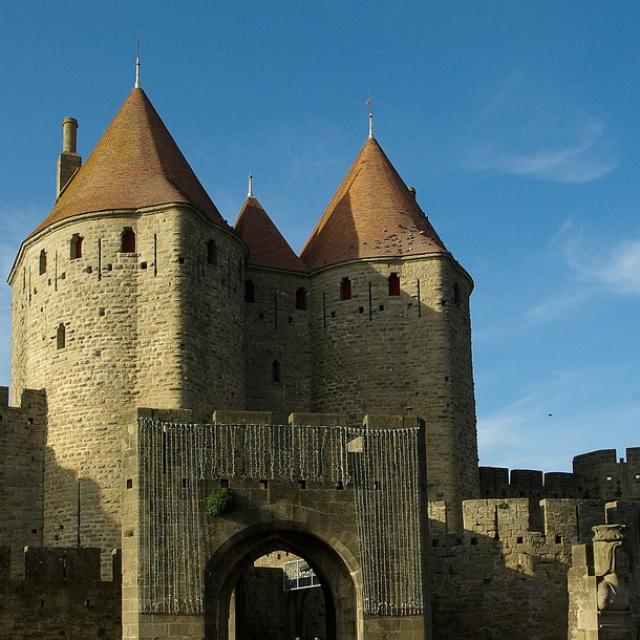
[308,254,478,531]
[9,206,245,560]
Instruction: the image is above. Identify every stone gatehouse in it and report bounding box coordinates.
[0,71,638,639]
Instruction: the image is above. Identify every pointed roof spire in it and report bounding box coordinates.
[30,88,224,237]
[366,91,374,139]
[134,34,141,89]
[247,172,254,198]
[301,138,447,270]
[235,197,308,272]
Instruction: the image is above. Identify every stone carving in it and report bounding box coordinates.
[594,525,632,612]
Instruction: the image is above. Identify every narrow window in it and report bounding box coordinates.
[121,227,136,253]
[340,277,351,301]
[272,359,281,383]
[207,239,217,265]
[453,282,461,304]
[295,287,307,310]
[56,323,66,350]
[39,249,47,275]
[388,273,400,296]
[70,234,83,260]
[244,280,255,303]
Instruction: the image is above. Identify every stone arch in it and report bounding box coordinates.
[204,522,360,640]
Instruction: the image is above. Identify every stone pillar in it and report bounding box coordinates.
[122,408,204,640]
[359,414,431,640]
[568,523,639,640]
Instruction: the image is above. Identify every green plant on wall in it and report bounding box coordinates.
[206,487,235,517]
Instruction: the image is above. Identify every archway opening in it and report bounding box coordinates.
[205,527,357,640]
[230,549,328,640]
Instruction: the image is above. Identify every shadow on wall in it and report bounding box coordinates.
[0,418,122,640]
[427,498,640,640]
[41,443,122,574]
[0,544,121,640]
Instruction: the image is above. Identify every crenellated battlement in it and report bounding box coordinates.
[0,546,121,640]
[429,497,640,547]
[479,446,640,503]
[573,447,640,500]
[428,498,640,639]
[0,545,120,587]
[0,387,46,553]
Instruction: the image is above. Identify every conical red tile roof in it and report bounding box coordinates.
[301,138,447,269]
[31,88,224,237]
[234,197,308,272]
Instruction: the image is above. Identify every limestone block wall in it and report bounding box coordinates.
[9,206,244,555]
[177,213,246,420]
[308,254,478,529]
[121,409,430,640]
[574,448,640,501]
[243,267,312,423]
[0,546,121,640]
[0,387,46,555]
[479,465,577,499]
[428,497,640,640]
[480,446,640,503]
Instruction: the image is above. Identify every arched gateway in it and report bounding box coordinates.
[122,409,431,640]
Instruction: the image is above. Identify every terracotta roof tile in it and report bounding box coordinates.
[31,88,224,237]
[234,197,308,272]
[301,138,447,269]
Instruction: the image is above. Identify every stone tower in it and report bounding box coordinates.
[234,193,312,423]
[301,136,479,528]
[8,87,246,555]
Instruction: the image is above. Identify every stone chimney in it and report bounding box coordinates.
[56,117,82,197]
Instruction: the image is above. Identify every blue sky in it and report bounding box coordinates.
[1,2,638,472]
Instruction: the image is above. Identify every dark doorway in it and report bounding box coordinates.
[231,550,327,640]
[204,526,356,640]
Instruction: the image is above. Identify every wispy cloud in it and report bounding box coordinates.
[464,69,619,184]
[469,119,618,184]
[565,233,640,295]
[523,221,640,323]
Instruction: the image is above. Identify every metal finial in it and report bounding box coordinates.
[366,91,374,139]
[134,34,141,89]
[247,173,254,198]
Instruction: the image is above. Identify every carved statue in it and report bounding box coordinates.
[593,524,632,612]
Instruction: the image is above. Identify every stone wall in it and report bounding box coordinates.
[480,447,640,502]
[179,212,246,421]
[429,497,640,640]
[242,267,312,424]
[574,448,640,501]
[0,546,121,640]
[121,409,431,640]
[0,387,46,559]
[308,254,478,530]
[9,206,245,557]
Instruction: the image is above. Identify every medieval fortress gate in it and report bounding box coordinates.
[0,79,638,639]
[122,410,429,638]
